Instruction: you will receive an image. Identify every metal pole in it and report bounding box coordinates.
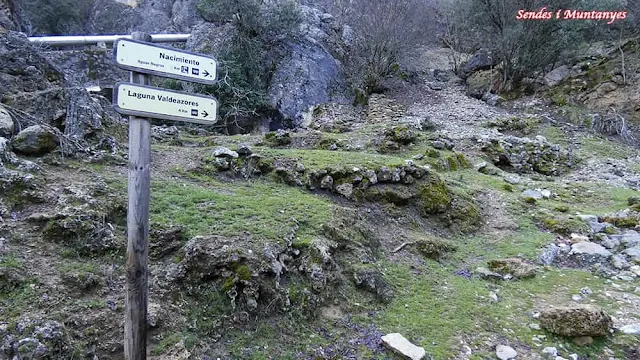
[125,31,152,360]
[28,33,189,47]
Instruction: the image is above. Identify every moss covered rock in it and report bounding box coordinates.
[417,176,451,216]
[11,125,59,156]
[539,305,613,337]
[414,237,456,259]
[488,258,538,279]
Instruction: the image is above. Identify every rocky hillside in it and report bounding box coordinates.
[1,1,640,360]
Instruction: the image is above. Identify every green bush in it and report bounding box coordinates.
[196,0,301,131]
[21,0,94,35]
[446,0,629,87]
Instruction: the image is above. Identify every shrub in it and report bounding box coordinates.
[21,0,94,35]
[332,0,439,94]
[444,0,629,88]
[196,0,302,132]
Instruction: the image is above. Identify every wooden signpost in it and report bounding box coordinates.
[113,32,218,360]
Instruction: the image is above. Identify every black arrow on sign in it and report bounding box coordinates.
[201,110,209,118]
[203,70,211,77]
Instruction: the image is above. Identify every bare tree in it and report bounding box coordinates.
[333,0,440,94]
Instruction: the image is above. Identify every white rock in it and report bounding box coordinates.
[542,347,558,358]
[572,294,582,302]
[569,354,579,360]
[619,323,640,334]
[570,233,589,243]
[570,242,612,257]
[496,345,517,360]
[529,323,541,330]
[381,333,425,360]
[540,189,552,199]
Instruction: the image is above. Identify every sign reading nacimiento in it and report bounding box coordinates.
[114,38,217,84]
[113,82,218,124]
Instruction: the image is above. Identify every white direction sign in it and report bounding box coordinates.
[113,39,217,84]
[113,82,217,125]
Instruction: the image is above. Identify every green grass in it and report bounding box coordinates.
[150,178,335,243]
[577,133,636,159]
[259,148,407,170]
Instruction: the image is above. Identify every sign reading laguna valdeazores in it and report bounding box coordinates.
[113,38,217,84]
[113,82,218,125]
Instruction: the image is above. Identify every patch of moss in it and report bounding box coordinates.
[431,153,471,172]
[537,213,589,235]
[502,184,514,192]
[418,176,452,216]
[361,185,416,205]
[599,216,639,228]
[414,238,456,260]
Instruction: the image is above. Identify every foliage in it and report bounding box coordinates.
[196,0,301,132]
[444,0,630,87]
[21,0,94,35]
[332,0,439,94]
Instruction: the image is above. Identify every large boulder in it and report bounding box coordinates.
[544,65,571,87]
[11,125,59,155]
[0,0,21,31]
[459,49,495,78]
[0,105,13,137]
[268,39,341,127]
[466,69,501,99]
[539,305,613,337]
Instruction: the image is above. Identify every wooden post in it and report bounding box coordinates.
[125,31,152,360]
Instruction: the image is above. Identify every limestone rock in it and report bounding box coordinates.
[569,242,612,258]
[522,189,544,200]
[11,125,59,155]
[237,144,253,156]
[496,345,517,360]
[466,69,500,99]
[0,105,13,138]
[539,305,613,337]
[353,269,394,303]
[488,258,538,279]
[459,49,495,78]
[212,147,239,159]
[381,333,425,360]
[619,323,640,334]
[335,183,353,198]
[544,65,571,87]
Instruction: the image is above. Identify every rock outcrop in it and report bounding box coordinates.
[539,305,613,337]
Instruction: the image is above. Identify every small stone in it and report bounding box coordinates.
[295,163,306,172]
[522,189,544,200]
[475,267,504,281]
[569,354,578,360]
[630,265,640,276]
[619,323,640,334]
[329,144,338,151]
[236,144,252,156]
[529,323,541,330]
[496,345,517,360]
[538,244,559,266]
[413,154,424,160]
[381,333,426,360]
[366,170,378,185]
[320,175,334,189]
[431,140,446,150]
[213,158,230,170]
[572,336,593,346]
[580,287,593,296]
[489,291,499,302]
[504,176,520,185]
[612,254,630,270]
[213,147,239,158]
[570,233,589,243]
[335,183,353,198]
[540,189,552,199]
[542,347,558,358]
